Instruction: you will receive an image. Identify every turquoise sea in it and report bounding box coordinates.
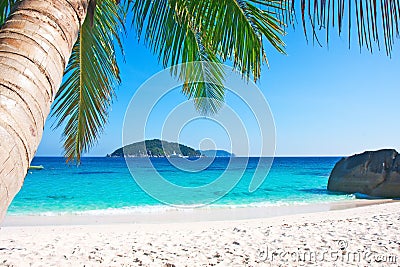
[8,157,354,215]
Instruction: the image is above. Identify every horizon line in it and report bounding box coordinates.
[33,155,346,158]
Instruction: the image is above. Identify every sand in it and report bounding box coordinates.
[0,200,399,266]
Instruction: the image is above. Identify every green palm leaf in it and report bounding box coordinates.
[187,0,286,80]
[0,0,19,25]
[131,0,286,113]
[51,0,125,162]
[286,0,400,56]
[171,0,226,114]
[132,0,226,114]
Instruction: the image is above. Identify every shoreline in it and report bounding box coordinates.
[2,199,396,227]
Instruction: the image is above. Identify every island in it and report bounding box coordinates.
[197,150,235,157]
[107,139,234,158]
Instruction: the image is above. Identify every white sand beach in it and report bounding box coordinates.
[0,200,399,266]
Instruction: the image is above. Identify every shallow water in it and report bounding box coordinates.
[8,157,353,215]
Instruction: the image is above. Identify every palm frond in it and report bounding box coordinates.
[179,44,226,114]
[172,0,226,114]
[51,0,125,162]
[131,0,286,113]
[188,0,286,80]
[0,0,19,26]
[131,0,226,114]
[286,0,400,56]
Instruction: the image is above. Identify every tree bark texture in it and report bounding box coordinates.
[0,0,89,220]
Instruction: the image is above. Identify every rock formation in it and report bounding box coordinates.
[327,149,400,198]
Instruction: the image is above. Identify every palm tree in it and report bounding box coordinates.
[0,0,91,220]
[0,0,135,220]
[0,0,398,220]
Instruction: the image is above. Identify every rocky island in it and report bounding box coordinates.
[108,139,201,158]
[199,150,235,157]
[108,139,234,158]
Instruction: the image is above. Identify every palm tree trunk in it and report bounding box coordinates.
[0,0,89,220]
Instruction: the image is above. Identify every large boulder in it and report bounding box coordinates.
[327,149,400,198]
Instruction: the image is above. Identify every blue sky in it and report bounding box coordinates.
[36,23,400,157]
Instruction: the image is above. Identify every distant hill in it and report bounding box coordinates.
[108,139,201,158]
[199,150,235,157]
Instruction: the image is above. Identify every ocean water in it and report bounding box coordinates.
[7,157,354,215]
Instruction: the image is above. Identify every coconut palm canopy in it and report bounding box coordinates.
[0,0,399,162]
